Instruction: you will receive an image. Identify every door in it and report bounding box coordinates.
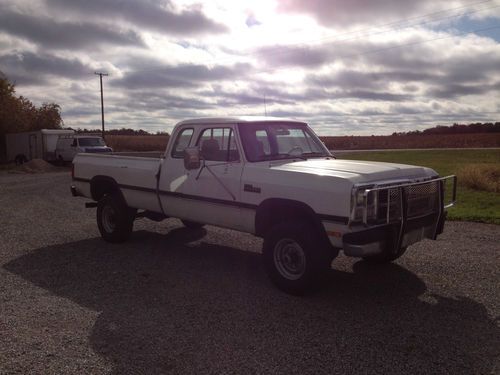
[159,126,244,230]
[29,134,37,160]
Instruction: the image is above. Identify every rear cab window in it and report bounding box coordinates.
[196,127,240,162]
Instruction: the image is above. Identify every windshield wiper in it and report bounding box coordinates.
[282,154,307,161]
[302,152,330,158]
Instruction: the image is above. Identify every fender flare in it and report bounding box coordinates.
[255,198,328,242]
[89,175,126,203]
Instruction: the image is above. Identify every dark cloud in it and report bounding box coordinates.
[277,0,448,26]
[307,69,435,92]
[0,51,94,84]
[256,45,333,68]
[388,104,426,114]
[443,54,500,83]
[426,81,500,98]
[123,91,213,111]
[255,37,437,70]
[0,10,144,50]
[112,62,253,89]
[334,90,411,101]
[46,0,227,36]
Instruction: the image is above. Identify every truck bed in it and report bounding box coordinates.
[72,153,162,212]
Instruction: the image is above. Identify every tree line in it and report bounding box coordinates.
[0,73,63,138]
[70,127,170,136]
[392,122,500,136]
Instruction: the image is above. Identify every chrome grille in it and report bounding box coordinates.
[405,181,439,218]
[352,175,456,226]
[372,181,439,223]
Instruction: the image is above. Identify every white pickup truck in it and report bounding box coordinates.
[71,117,456,294]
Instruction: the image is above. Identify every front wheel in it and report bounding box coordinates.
[97,194,136,243]
[263,222,331,295]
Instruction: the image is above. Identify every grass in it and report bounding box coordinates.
[338,149,500,225]
[457,164,500,193]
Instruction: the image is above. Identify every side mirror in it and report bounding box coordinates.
[183,147,201,170]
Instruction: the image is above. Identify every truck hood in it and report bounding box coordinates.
[271,158,437,183]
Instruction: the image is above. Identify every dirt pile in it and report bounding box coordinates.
[10,159,59,174]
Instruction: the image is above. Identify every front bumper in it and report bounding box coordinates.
[343,175,456,258]
[342,212,446,257]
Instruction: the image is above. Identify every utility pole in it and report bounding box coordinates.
[94,72,109,139]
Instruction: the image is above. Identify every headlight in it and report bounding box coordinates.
[351,186,378,223]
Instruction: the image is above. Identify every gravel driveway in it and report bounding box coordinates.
[0,171,499,374]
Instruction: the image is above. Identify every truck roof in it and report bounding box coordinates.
[176,116,307,126]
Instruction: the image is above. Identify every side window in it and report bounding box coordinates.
[171,128,194,158]
[197,128,239,162]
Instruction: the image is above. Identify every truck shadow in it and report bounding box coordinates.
[4,228,499,374]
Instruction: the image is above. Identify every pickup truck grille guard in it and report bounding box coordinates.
[348,175,457,252]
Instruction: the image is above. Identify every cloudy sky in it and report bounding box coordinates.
[1,0,499,135]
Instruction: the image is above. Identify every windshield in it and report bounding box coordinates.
[238,122,330,162]
[78,137,105,147]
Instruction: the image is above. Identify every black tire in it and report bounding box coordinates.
[97,194,136,243]
[181,220,205,229]
[263,222,331,295]
[362,246,407,264]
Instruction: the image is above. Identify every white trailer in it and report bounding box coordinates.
[5,129,75,164]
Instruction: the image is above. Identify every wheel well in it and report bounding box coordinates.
[255,199,328,241]
[90,176,124,202]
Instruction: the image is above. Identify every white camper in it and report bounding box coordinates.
[5,129,75,164]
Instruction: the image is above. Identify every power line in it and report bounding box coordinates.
[274,0,497,48]
[131,0,498,72]
[253,3,500,60]
[248,24,500,77]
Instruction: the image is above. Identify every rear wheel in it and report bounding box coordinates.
[362,246,407,264]
[181,220,205,229]
[263,222,331,295]
[97,194,136,243]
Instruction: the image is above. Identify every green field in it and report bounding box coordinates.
[338,149,500,225]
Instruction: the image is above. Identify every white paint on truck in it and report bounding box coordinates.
[71,116,456,294]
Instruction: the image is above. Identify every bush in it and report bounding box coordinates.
[457,164,500,193]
